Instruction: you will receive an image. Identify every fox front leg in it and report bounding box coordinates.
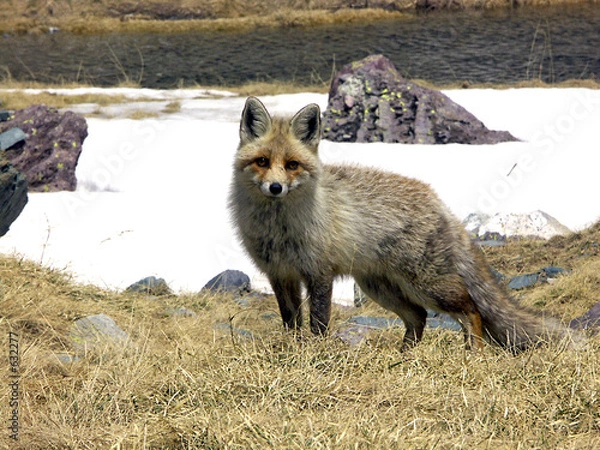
[270,277,303,330]
[307,277,333,335]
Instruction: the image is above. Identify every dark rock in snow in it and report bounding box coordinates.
[203,270,251,295]
[0,104,87,192]
[322,54,518,145]
[0,158,28,237]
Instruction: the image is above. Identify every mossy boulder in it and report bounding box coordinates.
[322,54,518,145]
[0,104,87,192]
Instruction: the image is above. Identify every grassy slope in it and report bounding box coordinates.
[1,222,599,449]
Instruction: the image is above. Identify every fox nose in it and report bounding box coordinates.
[269,183,283,195]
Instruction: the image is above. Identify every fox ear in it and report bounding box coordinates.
[290,103,321,149]
[240,97,272,144]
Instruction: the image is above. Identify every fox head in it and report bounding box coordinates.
[234,97,322,199]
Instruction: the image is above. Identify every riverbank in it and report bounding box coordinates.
[0,0,596,35]
[1,78,599,112]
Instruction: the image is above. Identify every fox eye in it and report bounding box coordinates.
[255,157,269,168]
[286,160,299,171]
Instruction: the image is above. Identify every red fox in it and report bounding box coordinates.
[229,96,580,352]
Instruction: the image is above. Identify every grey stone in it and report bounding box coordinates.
[349,313,461,332]
[570,301,600,330]
[490,268,506,283]
[339,312,461,346]
[476,211,571,240]
[214,323,253,339]
[426,311,463,331]
[540,266,568,278]
[69,314,128,351]
[508,266,568,290]
[53,353,82,364]
[463,212,490,237]
[349,316,403,329]
[334,324,372,346]
[0,111,9,122]
[0,127,26,150]
[126,276,172,296]
[508,273,540,290]
[166,306,198,318]
[203,270,250,295]
[323,55,518,145]
[0,158,28,237]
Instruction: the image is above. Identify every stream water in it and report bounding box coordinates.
[0,4,598,88]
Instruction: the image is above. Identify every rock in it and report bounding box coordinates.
[349,312,460,331]
[349,316,404,329]
[570,301,600,330]
[490,268,506,283]
[541,266,569,279]
[472,211,571,240]
[334,324,372,346]
[508,273,540,290]
[0,128,26,150]
[0,111,9,122]
[0,104,87,192]
[69,314,128,351]
[52,353,82,364]
[463,213,490,237]
[214,323,253,339]
[203,270,251,295]
[426,311,462,332]
[339,312,461,346]
[0,158,28,237]
[507,266,568,290]
[126,276,172,296]
[166,306,198,318]
[322,54,518,145]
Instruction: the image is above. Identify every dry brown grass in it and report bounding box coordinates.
[0,2,408,35]
[0,0,597,35]
[1,222,599,448]
[0,89,131,111]
[1,78,598,116]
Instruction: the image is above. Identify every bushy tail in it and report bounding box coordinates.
[460,240,584,352]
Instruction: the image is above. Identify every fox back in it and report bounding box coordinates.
[229,97,580,351]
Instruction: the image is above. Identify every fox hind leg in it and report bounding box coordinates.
[355,275,428,350]
[421,275,485,350]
